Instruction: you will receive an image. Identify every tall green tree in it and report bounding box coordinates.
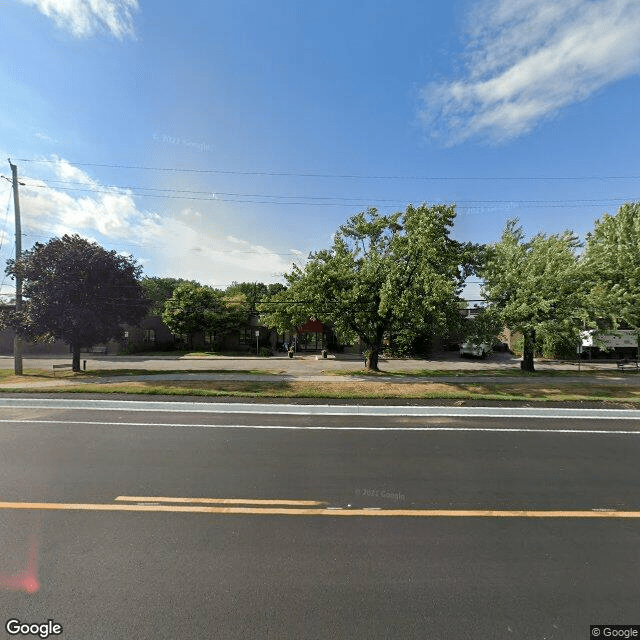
[480,219,588,372]
[225,282,287,313]
[583,202,640,331]
[141,276,200,315]
[162,283,248,348]
[462,307,505,347]
[4,234,149,371]
[259,204,478,370]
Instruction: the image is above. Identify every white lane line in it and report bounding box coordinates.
[0,418,639,434]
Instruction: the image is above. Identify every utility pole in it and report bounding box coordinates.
[9,159,23,375]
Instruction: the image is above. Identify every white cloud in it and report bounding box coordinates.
[34,131,59,144]
[179,208,202,219]
[226,235,248,245]
[420,0,640,143]
[21,157,160,241]
[18,157,293,287]
[154,218,294,287]
[18,0,139,38]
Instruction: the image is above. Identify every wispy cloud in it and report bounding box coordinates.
[34,132,59,144]
[420,0,640,144]
[21,157,159,240]
[18,0,139,39]
[17,157,294,286]
[157,219,295,287]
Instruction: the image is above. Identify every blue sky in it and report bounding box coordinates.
[1,0,640,301]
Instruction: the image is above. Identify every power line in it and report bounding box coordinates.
[20,181,638,208]
[25,183,400,206]
[16,158,640,181]
[0,243,15,302]
[0,189,12,254]
[37,180,405,203]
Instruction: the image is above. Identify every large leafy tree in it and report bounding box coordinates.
[461,307,505,347]
[583,202,640,330]
[162,283,248,348]
[480,219,588,372]
[141,276,200,315]
[4,234,149,371]
[225,282,287,313]
[259,204,478,370]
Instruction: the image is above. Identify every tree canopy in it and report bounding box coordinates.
[461,307,505,347]
[225,281,287,313]
[259,204,478,370]
[4,234,149,371]
[480,219,588,371]
[141,276,200,315]
[162,282,248,348]
[583,202,640,330]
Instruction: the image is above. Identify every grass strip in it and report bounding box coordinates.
[322,368,629,378]
[0,379,638,404]
[0,368,281,384]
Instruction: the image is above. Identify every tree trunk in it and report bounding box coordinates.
[365,348,380,371]
[72,342,81,372]
[521,329,536,372]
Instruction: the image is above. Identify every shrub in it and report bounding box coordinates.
[258,346,273,357]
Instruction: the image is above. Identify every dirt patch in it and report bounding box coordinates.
[6,378,634,402]
[1,373,639,403]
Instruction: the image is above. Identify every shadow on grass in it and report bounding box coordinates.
[0,368,83,381]
[322,368,619,378]
[79,368,281,378]
[4,378,637,404]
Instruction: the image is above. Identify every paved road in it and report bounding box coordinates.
[1,399,639,638]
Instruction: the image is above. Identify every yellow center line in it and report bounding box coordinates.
[1,501,640,518]
[115,496,326,506]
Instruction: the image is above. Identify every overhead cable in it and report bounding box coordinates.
[16,158,640,181]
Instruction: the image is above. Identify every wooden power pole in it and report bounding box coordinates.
[8,159,23,375]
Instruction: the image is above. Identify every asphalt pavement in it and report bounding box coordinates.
[1,399,639,638]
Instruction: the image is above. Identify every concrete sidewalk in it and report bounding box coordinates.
[0,351,625,375]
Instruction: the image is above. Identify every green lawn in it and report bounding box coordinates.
[0,375,638,405]
[322,367,625,378]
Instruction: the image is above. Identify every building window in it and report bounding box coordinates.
[143,329,156,343]
[239,328,253,345]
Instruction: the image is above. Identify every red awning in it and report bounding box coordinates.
[297,319,324,333]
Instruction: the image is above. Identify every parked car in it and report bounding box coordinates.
[460,342,491,358]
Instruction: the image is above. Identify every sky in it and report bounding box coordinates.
[1,0,640,302]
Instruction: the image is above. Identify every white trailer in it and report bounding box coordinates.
[580,330,639,357]
[581,330,638,348]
